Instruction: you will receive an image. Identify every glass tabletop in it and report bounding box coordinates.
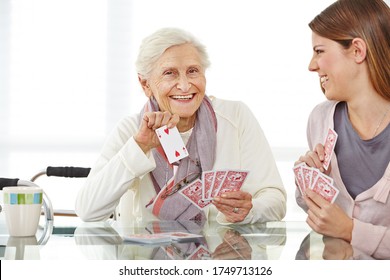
[0,212,385,260]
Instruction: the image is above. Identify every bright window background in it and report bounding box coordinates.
[2,0,363,221]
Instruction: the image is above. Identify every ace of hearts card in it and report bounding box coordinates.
[155,125,189,164]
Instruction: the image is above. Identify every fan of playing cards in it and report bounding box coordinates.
[293,163,339,203]
[179,169,249,210]
[293,128,339,203]
[155,124,249,209]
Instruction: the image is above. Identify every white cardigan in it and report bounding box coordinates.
[75,96,286,224]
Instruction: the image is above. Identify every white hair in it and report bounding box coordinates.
[136,27,211,79]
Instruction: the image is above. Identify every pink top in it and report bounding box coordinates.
[296,100,390,259]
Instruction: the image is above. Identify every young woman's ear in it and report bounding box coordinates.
[138,74,153,98]
[351,38,367,64]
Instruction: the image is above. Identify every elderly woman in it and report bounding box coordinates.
[75,27,286,225]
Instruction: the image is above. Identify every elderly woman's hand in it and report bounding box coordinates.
[134,111,180,153]
[212,229,252,260]
[212,191,253,223]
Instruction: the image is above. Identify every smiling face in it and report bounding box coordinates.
[308,32,358,101]
[140,43,206,131]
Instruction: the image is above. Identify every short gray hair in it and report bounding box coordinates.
[136,27,210,79]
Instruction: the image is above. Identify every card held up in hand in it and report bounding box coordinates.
[155,125,189,164]
[323,128,338,170]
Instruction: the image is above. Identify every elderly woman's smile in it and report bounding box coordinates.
[170,94,194,100]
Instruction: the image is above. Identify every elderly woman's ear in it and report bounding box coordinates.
[138,74,153,98]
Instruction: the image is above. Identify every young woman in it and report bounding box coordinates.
[295,0,390,259]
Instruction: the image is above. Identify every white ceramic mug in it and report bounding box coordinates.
[3,186,43,237]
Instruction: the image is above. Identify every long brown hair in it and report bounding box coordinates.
[309,0,390,101]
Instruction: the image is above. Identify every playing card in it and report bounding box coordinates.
[166,232,203,242]
[122,233,171,244]
[302,165,313,193]
[163,246,179,260]
[323,128,338,170]
[310,175,339,203]
[155,125,189,164]
[179,179,212,209]
[208,170,227,200]
[310,168,320,189]
[293,163,306,195]
[202,171,215,200]
[215,170,249,197]
[310,169,333,188]
[187,245,211,260]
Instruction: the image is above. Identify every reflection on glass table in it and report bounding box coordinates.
[1,214,389,260]
[295,231,389,260]
[0,219,53,260]
[73,220,287,260]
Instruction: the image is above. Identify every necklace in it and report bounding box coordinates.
[372,106,390,138]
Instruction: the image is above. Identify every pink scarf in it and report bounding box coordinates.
[141,96,217,221]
